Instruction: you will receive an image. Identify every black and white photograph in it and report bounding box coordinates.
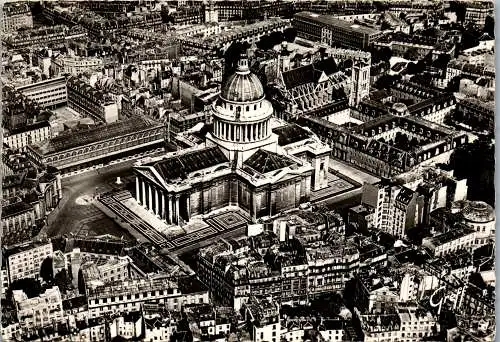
[0,0,496,341]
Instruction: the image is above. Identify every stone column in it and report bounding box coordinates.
[168,195,173,224]
[154,188,159,216]
[148,184,153,211]
[250,124,253,141]
[175,196,180,225]
[186,195,191,221]
[135,177,140,203]
[141,181,146,207]
[160,192,165,219]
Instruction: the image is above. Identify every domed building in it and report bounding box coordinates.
[454,200,496,246]
[134,56,331,225]
[390,103,409,117]
[206,57,279,166]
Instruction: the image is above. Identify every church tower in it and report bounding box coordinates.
[206,55,278,167]
[350,60,370,106]
[204,0,218,23]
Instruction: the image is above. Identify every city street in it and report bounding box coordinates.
[40,161,138,240]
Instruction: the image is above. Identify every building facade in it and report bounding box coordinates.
[27,117,165,175]
[86,277,209,318]
[67,76,118,123]
[52,56,104,76]
[1,3,33,32]
[13,286,64,331]
[4,239,53,283]
[16,77,67,109]
[1,201,37,247]
[3,121,52,151]
[293,12,383,50]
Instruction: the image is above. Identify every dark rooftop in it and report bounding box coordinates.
[8,121,51,136]
[150,146,228,181]
[273,124,312,146]
[2,201,32,218]
[32,117,162,155]
[244,149,296,174]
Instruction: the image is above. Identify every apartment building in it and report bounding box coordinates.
[67,76,118,123]
[244,297,281,342]
[3,121,52,151]
[1,201,37,247]
[361,181,423,238]
[3,239,53,283]
[86,276,209,318]
[464,2,493,27]
[422,225,476,257]
[52,55,104,76]
[16,77,67,109]
[360,304,440,342]
[1,3,33,32]
[13,286,64,330]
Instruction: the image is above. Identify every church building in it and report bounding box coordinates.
[133,56,330,225]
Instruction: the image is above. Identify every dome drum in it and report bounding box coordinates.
[213,118,271,143]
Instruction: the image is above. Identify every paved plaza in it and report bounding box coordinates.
[96,191,251,253]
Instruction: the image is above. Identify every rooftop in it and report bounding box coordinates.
[423,226,476,247]
[243,149,296,175]
[295,12,381,35]
[148,146,228,182]
[31,116,162,155]
[273,124,312,146]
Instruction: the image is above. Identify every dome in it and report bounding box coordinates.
[221,56,264,103]
[461,201,495,223]
[391,103,409,116]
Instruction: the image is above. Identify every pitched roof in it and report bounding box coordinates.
[273,124,312,146]
[282,64,319,89]
[150,146,228,181]
[243,149,296,174]
[282,57,339,90]
[32,117,162,155]
[313,57,338,76]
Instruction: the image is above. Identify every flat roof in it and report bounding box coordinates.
[295,11,381,35]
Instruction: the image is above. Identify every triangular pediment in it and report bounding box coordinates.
[134,167,166,189]
[317,71,329,83]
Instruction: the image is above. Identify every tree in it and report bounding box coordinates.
[374,74,401,90]
[256,34,273,50]
[54,269,71,294]
[405,62,418,75]
[8,278,42,299]
[269,31,284,47]
[484,15,495,37]
[409,73,433,87]
[404,47,419,61]
[341,59,353,70]
[449,138,495,205]
[445,76,462,93]
[433,54,451,69]
[283,27,297,43]
[78,269,86,295]
[40,256,54,283]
